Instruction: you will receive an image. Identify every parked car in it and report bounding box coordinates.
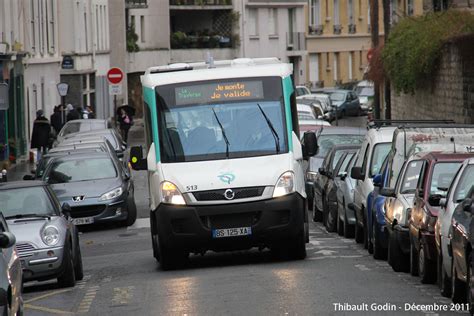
[313,144,360,230]
[333,150,358,237]
[354,80,374,113]
[42,152,137,226]
[437,158,474,298]
[0,181,83,287]
[297,94,332,114]
[409,152,472,283]
[297,99,325,119]
[327,90,361,117]
[0,212,23,316]
[55,119,111,145]
[306,127,365,213]
[295,85,311,97]
[450,189,474,307]
[297,103,318,121]
[351,126,395,246]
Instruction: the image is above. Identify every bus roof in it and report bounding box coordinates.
[141,58,293,88]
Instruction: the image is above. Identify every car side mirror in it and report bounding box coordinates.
[439,198,447,208]
[302,132,318,159]
[129,146,148,171]
[318,167,326,176]
[350,166,365,181]
[372,174,382,187]
[23,174,36,181]
[428,194,442,207]
[463,198,473,213]
[381,187,396,198]
[0,232,16,249]
[62,203,72,218]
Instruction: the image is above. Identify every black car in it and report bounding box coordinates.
[305,127,365,213]
[313,144,361,230]
[42,152,137,226]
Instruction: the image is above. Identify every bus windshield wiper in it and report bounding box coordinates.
[257,104,280,154]
[6,213,51,220]
[211,108,230,158]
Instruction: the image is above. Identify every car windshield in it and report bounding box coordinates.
[369,143,391,177]
[296,87,308,96]
[453,165,474,202]
[329,92,345,102]
[355,86,374,96]
[155,77,288,163]
[400,160,423,194]
[60,121,105,137]
[45,158,117,183]
[430,162,461,196]
[0,187,56,217]
[317,134,364,157]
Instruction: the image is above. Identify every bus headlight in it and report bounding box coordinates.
[273,171,295,198]
[161,181,186,205]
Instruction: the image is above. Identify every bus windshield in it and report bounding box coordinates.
[155,77,288,163]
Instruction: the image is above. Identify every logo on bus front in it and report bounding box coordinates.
[218,172,236,185]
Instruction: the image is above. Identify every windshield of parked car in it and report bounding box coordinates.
[317,134,364,157]
[329,92,345,102]
[453,165,474,202]
[155,77,288,163]
[369,143,391,177]
[0,187,56,217]
[355,87,374,96]
[45,158,117,183]
[400,160,423,194]
[59,121,105,137]
[429,162,461,196]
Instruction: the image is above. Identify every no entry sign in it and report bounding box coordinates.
[107,67,124,85]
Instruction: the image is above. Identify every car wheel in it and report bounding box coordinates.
[355,220,364,244]
[363,212,369,250]
[341,110,346,118]
[312,196,322,222]
[438,252,452,297]
[343,211,354,238]
[307,196,313,212]
[467,257,474,315]
[452,258,467,303]
[367,217,373,254]
[158,235,186,271]
[289,229,307,260]
[337,212,344,236]
[125,197,137,226]
[57,241,76,287]
[325,203,336,233]
[372,219,387,260]
[419,243,436,284]
[74,241,84,281]
[388,230,409,272]
[410,242,419,276]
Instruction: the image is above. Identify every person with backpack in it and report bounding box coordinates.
[118,108,133,143]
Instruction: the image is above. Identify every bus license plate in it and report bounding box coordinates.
[212,227,252,238]
[72,217,94,225]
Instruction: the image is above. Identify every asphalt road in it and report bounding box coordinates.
[21,116,465,315]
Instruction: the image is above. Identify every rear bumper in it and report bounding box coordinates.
[153,193,305,252]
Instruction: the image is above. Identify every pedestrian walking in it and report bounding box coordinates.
[66,104,80,121]
[50,105,64,134]
[31,110,51,161]
[85,106,95,119]
[118,108,133,143]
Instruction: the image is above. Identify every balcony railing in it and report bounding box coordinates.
[125,0,148,9]
[308,25,323,35]
[171,32,233,49]
[333,25,342,34]
[170,0,232,5]
[286,32,306,51]
[348,24,356,34]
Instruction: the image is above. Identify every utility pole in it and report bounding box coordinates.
[370,0,381,119]
[382,0,391,119]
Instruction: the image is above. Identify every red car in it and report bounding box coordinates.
[408,152,474,283]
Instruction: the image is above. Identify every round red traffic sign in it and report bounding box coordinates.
[107,67,124,85]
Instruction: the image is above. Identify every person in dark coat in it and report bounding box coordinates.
[118,108,133,143]
[31,110,51,160]
[50,105,64,134]
[66,104,80,121]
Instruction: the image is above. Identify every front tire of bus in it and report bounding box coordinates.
[158,235,186,271]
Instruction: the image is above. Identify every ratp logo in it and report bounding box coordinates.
[218,172,236,185]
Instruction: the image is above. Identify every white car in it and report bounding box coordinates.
[437,158,474,297]
[297,94,332,113]
[295,85,311,97]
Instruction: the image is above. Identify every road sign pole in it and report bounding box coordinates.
[114,95,118,127]
[61,95,66,125]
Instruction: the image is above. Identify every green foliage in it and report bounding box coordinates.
[126,24,140,52]
[382,10,474,94]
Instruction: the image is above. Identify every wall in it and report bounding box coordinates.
[391,41,474,123]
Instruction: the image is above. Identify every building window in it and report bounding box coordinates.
[348,52,354,80]
[390,0,398,23]
[140,15,145,42]
[84,11,88,51]
[325,0,329,18]
[310,0,321,26]
[30,0,36,52]
[406,0,414,16]
[348,0,354,25]
[268,9,277,36]
[39,0,45,54]
[309,54,320,83]
[367,1,370,28]
[333,0,340,25]
[131,15,135,28]
[333,52,340,81]
[248,9,258,36]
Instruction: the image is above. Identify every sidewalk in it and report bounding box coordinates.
[4,118,145,183]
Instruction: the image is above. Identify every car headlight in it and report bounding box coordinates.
[99,187,123,201]
[306,171,318,182]
[42,226,60,246]
[161,181,186,205]
[273,171,295,198]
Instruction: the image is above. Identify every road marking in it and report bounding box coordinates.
[77,274,91,289]
[355,264,371,271]
[112,286,135,305]
[127,218,150,230]
[307,255,363,260]
[77,286,100,314]
[314,249,338,256]
[24,304,74,315]
[25,289,72,304]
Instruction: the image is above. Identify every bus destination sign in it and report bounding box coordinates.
[175,81,264,106]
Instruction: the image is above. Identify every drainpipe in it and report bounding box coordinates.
[240,0,246,57]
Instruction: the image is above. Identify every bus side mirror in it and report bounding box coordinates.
[302,132,318,159]
[129,146,148,171]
